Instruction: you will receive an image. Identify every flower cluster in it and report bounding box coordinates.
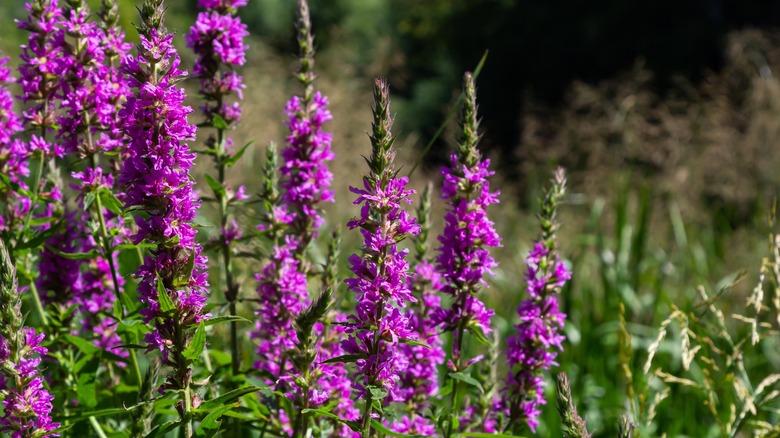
[118,0,209,398]
[341,80,420,434]
[391,261,446,436]
[186,0,248,126]
[57,0,131,156]
[281,91,335,243]
[0,328,59,437]
[250,4,352,435]
[0,57,21,147]
[0,242,59,438]
[251,236,307,378]
[503,169,570,432]
[0,56,28,233]
[16,0,66,139]
[434,72,500,363]
[34,0,130,357]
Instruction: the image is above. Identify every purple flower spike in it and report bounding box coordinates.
[434,72,500,367]
[503,168,570,433]
[186,0,248,127]
[16,0,66,135]
[251,236,308,378]
[0,56,28,234]
[119,1,209,402]
[0,241,59,438]
[342,79,420,434]
[0,57,21,147]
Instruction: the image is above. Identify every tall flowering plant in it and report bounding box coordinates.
[390,183,446,436]
[433,71,501,436]
[250,2,356,436]
[186,0,248,377]
[503,168,571,433]
[118,0,209,434]
[341,78,420,436]
[0,0,600,435]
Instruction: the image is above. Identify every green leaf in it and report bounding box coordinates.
[448,372,484,394]
[40,423,75,435]
[437,379,454,397]
[76,358,99,408]
[454,433,526,438]
[83,191,97,211]
[203,315,252,327]
[183,321,206,361]
[16,220,62,250]
[114,343,147,350]
[370,420,418,437]
[43,246,99,260]
[400,338,432,349]
[56,407,129,421]
[98,189,124,215]
[29,215,57,227]
[368,385,389,400]
[300,409,361,432]
[225,142,252,167]
[115,242,156,251]
[195,403,236,438]
[0,172,31,197]
[212,113,229,130]
[145,420,180,438]
[203,174,226,199]
[198,386,265,411]
[65,335,129,364]
[320,354,361,364]
[156,275,176,313]
[466,325,491,347]
[113,296,123,320]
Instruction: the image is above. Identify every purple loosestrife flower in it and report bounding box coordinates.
[251,236,307,378]
[186,0,247,127]
[342,79,420,435]
[434,72,500,365]
[34,0,130,359]
[0,241,59,437]
[0,57,22,148]
[503,169,570,433]
[17,0,67,137]
[280,91,334,244]
[186,0,247,379]
[57,0,131,156]
[277,0,335,250]
[4,0,67,241]
[118,1,209,420]
[390,184,445,436]
[0,56,28,233]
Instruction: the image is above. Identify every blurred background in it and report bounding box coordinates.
[4,0,780,435]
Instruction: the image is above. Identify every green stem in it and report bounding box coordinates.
[16,154,45,246]
[89,416,109,438]
[361,393,374,437]
[28,280,48,327]
[94,195,124,316]
[128,349,143,389]
[446,303,468,437]
[184,382,193,438]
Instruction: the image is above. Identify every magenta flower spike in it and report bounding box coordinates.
[16,0,66,139]
[186,0,248,377]
[503,168,570,433]
[118,1,209,428]
[0,241,60,437]
[390,185,445,436]
[434,72,500,367]
[342,78,420,435]
[0,56,27,234]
